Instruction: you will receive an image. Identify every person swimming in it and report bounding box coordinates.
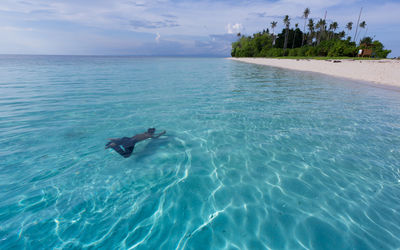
[105,128,166,158]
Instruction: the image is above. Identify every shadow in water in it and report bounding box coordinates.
[132,136,172,161]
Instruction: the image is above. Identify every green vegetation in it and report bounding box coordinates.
[231,8,391,59]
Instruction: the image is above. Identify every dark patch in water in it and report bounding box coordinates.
[64,130,88,139]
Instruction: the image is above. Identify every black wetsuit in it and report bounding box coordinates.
[106,137,138,158]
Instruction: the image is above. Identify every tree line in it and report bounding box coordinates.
[231,8,391,58]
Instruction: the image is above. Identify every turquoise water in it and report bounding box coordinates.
[1,56,400,249]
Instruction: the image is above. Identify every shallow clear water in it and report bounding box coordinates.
[1,56,400,249]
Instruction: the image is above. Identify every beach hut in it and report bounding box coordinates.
[358,43,373,57]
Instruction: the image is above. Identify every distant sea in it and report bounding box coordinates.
[1,55,400,249]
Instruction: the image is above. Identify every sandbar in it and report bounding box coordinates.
[229,57,400,87]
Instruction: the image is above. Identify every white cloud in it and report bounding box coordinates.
[0,26,35,31]
[0,0,399,56]
[226,23,242,34]
[155,32,160,43]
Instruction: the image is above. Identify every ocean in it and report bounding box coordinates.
[1,56,400,249]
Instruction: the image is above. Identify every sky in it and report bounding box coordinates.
[0,0,399,57]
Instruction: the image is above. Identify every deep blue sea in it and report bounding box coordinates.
[1,56,400,249]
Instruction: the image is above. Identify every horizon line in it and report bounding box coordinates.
[0,53,227,58]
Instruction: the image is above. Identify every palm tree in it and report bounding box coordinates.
[358,21,366,42]
[283,15,290,50]
[346,22,353,39]
[363,25,369,40]
[270,21,277,34]
[302,8,310,46]
[338,31,346,39]
[321,19,326,42]
[307,19,315,45]
[292,23,299,48]
[270,21,277,46]
[316,19,325,45]
[330,22,338,40]
[328,23,333,40]
[315,21,321,43]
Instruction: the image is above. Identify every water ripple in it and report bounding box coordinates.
[0,56,400,249]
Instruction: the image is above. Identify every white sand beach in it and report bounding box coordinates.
[229,58,400,88]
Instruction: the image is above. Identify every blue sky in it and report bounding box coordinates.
[0,0,399,56]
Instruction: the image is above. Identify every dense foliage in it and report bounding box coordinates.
[231,13,391,58]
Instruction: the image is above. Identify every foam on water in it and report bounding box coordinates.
[1,56,400,249]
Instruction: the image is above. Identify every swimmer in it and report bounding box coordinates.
[105,128,166,158]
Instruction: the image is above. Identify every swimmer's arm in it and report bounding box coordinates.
[152,131,166,138]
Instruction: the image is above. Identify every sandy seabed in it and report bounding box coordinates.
[229,58,400,88]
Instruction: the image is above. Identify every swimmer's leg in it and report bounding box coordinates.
[105,141,113,149]
[121,146,134,158]
[110,144,127,157]
[110,144,134,158]
[105,138,123,149]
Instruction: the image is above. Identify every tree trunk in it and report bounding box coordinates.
[292,30,297,48]
[284,28,289,50]
[272,29,275,46]
[302,19,306,46]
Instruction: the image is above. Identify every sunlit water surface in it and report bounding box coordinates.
[1,56,400,249]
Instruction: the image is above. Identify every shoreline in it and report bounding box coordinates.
[229,57,400,88]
